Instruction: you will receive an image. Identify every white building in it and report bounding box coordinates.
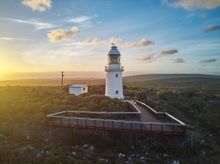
[105,45,124,99]
[69,84,88,95]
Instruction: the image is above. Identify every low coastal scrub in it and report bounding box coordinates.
[0,86,128,125]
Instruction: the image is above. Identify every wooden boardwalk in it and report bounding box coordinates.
[46,100,187,136]
[128,100,161,122]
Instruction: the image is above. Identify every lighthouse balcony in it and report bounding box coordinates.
[105,66,124,72]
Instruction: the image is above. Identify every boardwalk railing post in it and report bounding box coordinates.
[103,120,104,130]
[141,122,143,133]
[112,121,113,130]
[172,124,174,135]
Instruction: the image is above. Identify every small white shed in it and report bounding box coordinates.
[69,84,88,95]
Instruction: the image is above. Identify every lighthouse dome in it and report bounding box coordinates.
[108,45,120,56]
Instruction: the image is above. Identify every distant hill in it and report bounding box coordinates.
[0,74,220,90]
[124,74,220,89]
[0,78,104,86]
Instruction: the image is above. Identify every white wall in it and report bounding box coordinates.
[105,64,124,99]
[69,85,88,95]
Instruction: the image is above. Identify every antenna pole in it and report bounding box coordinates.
[61,71,64,86]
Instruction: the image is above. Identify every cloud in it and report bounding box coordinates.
[67,15,98,28]
[0,17,56,30]
[200,58,217,63]
[67,37,155,48]
[137,48,178,63]
[22,0,52,12]
[136,53,156,63]
[204,25,220,32]
[108,37,123,45]
[68,16,92,24]
[125,38,155,48]
[172,58,185,63]
[162,0,220,10]
[48,27,79,42]
[82,37,101,45]
[0,37,31,41]
[160,49,178,56]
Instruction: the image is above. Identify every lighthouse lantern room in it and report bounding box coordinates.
[105,45,124,99]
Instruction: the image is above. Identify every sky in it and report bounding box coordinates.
[0,0,220,80]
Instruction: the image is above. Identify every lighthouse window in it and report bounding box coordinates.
[115,74,118,78]
[116,90,118,94]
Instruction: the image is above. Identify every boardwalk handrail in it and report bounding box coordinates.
[164,112,185,126]
[46,100,187,135]
[47,115,184,127]
[47,115,186,135]
[135,100,157,114]
[135,100,186,126]
[47,101,141,117]
[47,110,140,117]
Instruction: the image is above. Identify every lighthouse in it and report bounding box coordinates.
[105,45,124,99]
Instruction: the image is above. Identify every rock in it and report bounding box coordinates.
[118,153,125,158]
[140,156,145,160]
[164,154,168,158]
[29,146,34,150]
[98,158,105,162]
[72,151,77,156]
[82,144,89,148]
[200,139,205,144]
[36,153,41,158]
[74,145,79,149]
[171,160,180,164]
[0,134,6,139]
[14,145,34,154]
[89,145,95,151]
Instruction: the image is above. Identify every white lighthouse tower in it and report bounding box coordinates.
[105,45,124,99]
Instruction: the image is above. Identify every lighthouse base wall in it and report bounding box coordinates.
[105,71,124,99]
